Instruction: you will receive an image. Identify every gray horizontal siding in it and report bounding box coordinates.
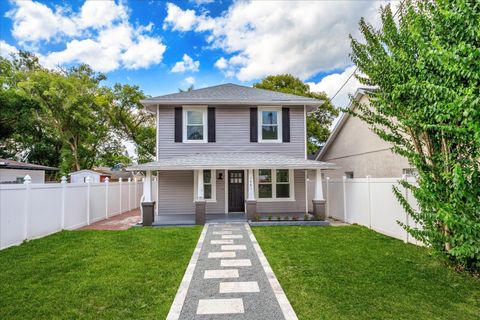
[157,170,226,215]
[157,169,307,215]
[157,170,194,215]
[158,105,305,159]
[257,169,307,213]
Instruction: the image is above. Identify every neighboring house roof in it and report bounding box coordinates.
[0,158,58,171]
[315,88,373,161]
[141,83,323,112]
[127,153,339,171]
[68,169,111,176]
[69,168,139,180]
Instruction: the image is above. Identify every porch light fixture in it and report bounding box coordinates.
[218,172,223,180]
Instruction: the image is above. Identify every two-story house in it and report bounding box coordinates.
[128,83,337,225]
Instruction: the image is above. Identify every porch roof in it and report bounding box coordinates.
[127,153,339,171]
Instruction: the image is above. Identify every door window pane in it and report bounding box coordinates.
[259,184,272,198]
[204,170,211,183]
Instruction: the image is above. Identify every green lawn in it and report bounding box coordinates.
[253,225,480,320]
[0,227,202,320]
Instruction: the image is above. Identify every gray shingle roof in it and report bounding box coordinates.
[141,83,322,106]
[127,153,339,171]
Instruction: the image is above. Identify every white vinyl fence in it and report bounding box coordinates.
[0,177,143,250]
[319,176,421,245]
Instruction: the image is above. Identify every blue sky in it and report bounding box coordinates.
[0,0,391,107]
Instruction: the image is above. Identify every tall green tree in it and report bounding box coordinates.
[107,83,156,163]
[253,74,338,154]
[350,0,480,271]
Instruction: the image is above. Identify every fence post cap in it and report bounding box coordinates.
[128,177,131,182]
[326,176,330,180]
[23,175,32,184]
[105,177,109,183]
[60,176,67,183]
[85,176,91,183]
[119,178,123,182]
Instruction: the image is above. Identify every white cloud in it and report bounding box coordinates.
[164,1,387,82]
[184,76,195,85]
[0,41,18,59]
[6,0,165,73]
[163,3,198,31]
[7,0,77,44]
[171,54,200,73]
[190,0,215,5]
[307,66,362,108]
[76,0,128,29]
[122,36,166,70]
[42,39,121,72]
[214,57,227,70]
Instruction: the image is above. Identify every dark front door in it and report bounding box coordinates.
[228,170,245,212]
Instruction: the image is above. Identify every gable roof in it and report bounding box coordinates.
[315,88,373,161]
[0,159,58,171]
[141,83,323,112]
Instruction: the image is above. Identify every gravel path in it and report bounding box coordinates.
[167,223,297,320]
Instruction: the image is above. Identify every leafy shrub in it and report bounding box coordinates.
[268,215,273,221]
[292,215,299,221]
[254,214,260,222]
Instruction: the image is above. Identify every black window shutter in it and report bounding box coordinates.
[250,107,258,142]
[208,107,216,142]
[282,107,290,142]
[174,107,182,142]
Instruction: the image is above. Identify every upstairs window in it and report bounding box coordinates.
[258,107,282,142]
[183,107,207,143]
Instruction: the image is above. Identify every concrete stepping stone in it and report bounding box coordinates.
[208,251,236,258]
[221,244,246,250]
[197,298,244,315]
[213,231,232,235]
[222,234,243,239]
[204,269,239,279]
[219,281,260,293]
[221,259,252,267]
[210,239,234,244]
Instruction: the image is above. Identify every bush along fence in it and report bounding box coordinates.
[320,176,421,246]
[0,176,144,250]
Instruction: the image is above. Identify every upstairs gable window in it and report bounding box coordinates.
[258,107,282,143]
[183,107,207,143]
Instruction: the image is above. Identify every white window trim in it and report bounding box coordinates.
[183,106,208,143]
[258,106,282,143]
[193,169,217,202]
[255,169,295,202]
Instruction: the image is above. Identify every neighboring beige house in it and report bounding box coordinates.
[316,89,413,178]
[0,159,58,183]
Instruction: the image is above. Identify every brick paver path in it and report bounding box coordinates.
[81,209,140,230]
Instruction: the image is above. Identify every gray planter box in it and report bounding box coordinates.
[248,220,330,227]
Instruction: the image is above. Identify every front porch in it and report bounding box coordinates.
[127,153,338,226]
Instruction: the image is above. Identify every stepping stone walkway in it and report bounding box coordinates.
[166,223,297,320]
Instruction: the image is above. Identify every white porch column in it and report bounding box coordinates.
[197,169,204,200]
[143,171,152,202]
[247,169,255,201]
[314,169,324,201]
